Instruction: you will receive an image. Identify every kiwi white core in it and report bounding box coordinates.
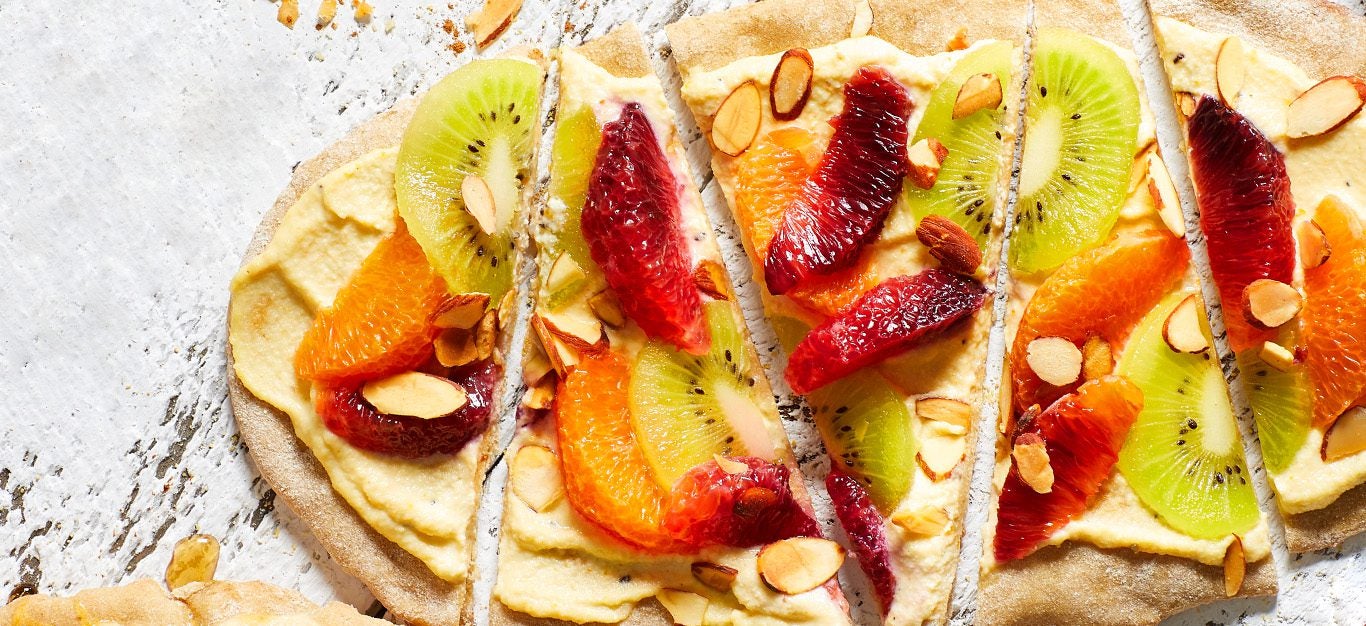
[718,385,776,461]
[1018,105,1063,198]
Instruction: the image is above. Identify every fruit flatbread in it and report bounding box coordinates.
[228,56,545,626]
[1149,0,1366,552]
[977,0,1276,623]
[670,0,1026,622]
[491,23,851,626]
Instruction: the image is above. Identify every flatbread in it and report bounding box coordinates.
[226,97,497,626]
[1148,0,1366,554]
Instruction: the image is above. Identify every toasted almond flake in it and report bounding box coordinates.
[908,138,950,190]
[539,309,605,351]
[1127,140,1157,194]
[694,261,731,300]
[1243,279,1301,329]
[945,27,969,52]
[522,376,556,410]
[1025,337,1082,386]
[461,175,498,235]
[546,252,587,301]
[1012,432,1054,494]
[1286,76,1366,138]
[891,506,949,536]
[915,397,971,428]
[531,314,579,375]
[434,293,490,329]
[1323,406,1366,462]
[711,81,763,157]
[952,73,1002,119]
[1223,536,1245,597]
[1259,341,1297,372]
[497,288,517,334]
[362,371,468,419]
[474,309,498,361]
[588,290,626,328]
[1163,294,1210,354]
[523,336,553,383]
[770,48,814,121]
[466,0,523,48]
[916,215,981,275]
[850,0,873,37]
[278,0,299,28]
[1145,154,1186,238]
[1215,37,1246,105]
[656,589,708,626]
[691,562,739,591]
[1081,335,1114,380]
[916,428,966,482]
[511,445,563,512]
[714,454,749,475]
[435,328,479,367]
[757,537,845,594]
[1297,219,1331,269]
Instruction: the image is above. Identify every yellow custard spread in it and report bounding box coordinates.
[1156,17,1366,514]
[229,148,480,582]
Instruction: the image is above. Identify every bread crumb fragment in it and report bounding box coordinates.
[353,0,373,23]
[316,0,338,29]
[278,0,299,28]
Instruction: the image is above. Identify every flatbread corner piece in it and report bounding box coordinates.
[225,97,471,626]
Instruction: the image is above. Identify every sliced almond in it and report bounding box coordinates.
[1176,91,1197,119]
[523,336,553,384]
[511,445,563,512]
[1011,432,1054,494]
[1297,219,1331,269]
[711,81,763,157]
[713,454,750,475]
[891,506,949,536]
[656,589,708,626]
[522,376,556,410]
[461,175,498,235]
[916,215,982,275]
[546,252,587,300]
[474,308,499,361]
[1127,140,1157,195]
[916,397,971,428]
[769,49,814,121]
[466,0,523,48]
[1243,279,1301,329]
[588,290,627,328]
[916,427,967,481]
[1145,153,1186,238]
[691,562,739,591]
[1323,406,1366,462]
[850,0,873,37]
[362,371,468,419]
[435,328,480,367]
[1286,76,1366,138]
[1163,294,1210,354]
[757,537,845,594]
[1258,341,1297,372]
[908,138,950,189]
[496,288,517,334]
[1215,37,1246,105]
[945,27,969,52]
[539,309,605,351]
[1025,337,1082,387]
[1081,335,1114,380]
[952,73,1003,120]
[1223,535,1245,597]
[531,314,580,376]
[694,260,731,300]
[434,293,490,329]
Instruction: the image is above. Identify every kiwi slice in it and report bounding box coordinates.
[630,301,776,489]
[1118,293,1259,539]
[547,104,601,270]
[772,316,917,513]
[904,40,1014,246]
[1011,29,1140,274]
[395,59,542,302]
[1239,339,1310,473]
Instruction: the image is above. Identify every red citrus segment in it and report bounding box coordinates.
[662,457,819,548]
[582,102,709,354]
[555,350,683,552]
[294,222,451,384]
[763,66,912,295]
[314,360,497,458]
[1010,230,1188,416]
[1304,197,1366,429]
[827,471,895,615]
[786,269,986,394]
[736,130,878,317]
[994,376,1143,562]
[1188,95,1295,353]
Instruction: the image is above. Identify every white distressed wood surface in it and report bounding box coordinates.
[1,0,1364,624]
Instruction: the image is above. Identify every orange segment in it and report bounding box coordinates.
[1304,197,1366,429]
[556,351,684,552]
[294,221,451,383]
[736,130,878,317]
[1010,230,1189,415]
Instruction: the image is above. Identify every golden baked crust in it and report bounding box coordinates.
[0,579,382,625]
[1148,0,1366,554]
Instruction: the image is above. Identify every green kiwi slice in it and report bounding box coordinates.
[1011,28,1140,274]
[395,59,542,302]
[772,317,917,513]
[904,40,1014,247]
[547,104,601,271]
[1239,337,1310,473]
[1118,293,1259,539]
[630,301,776,489]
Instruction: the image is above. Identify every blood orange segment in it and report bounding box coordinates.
[294,222,451,384]
[1304,197,1366,429]
[827,471,895,615]
[582,103,709,354]
[1010,230,1188,415]
[1187,95,1295,353]
[736,130,878,316]
[662,457,819,548]
[994,376,1143,562]
[763,66,912,295]
[555,350,682,552]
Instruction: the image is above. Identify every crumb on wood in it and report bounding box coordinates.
[946,27,969,51]
[316,0,338,30]
[353,0,373,24]
[441,18,467,53]
[564,19,573,33]
[278,0,299,28]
